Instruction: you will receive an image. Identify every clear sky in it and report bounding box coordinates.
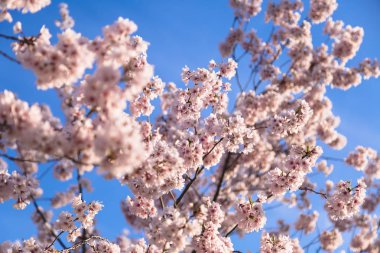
[0,0,379,251]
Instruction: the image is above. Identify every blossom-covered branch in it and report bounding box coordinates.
[0,0,380,252]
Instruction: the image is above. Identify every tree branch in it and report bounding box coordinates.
[60,235,110,253]
[0,153,56,164]
[213,153,231,202]
[45,231,65,250]
[320,156,345,163]
[31,196,67,249]
[77,169,87,253]
[0,33,21,41]
[299,187,328,199]
[175,166,204,207]
[175,138,224,207]
[0,50,20,64]
[225,224,238,237]
[213,153,242,202]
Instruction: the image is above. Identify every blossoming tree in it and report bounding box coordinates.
[0,0,380,252]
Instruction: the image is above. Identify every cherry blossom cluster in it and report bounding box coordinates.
[55,194,103,242]
[146,207,197,252]
[319,229,343,252]
[260,232,294,253]
[192,198,234,252]
[265,144,322,196]
[229,0,263,20]
[309,0,338,24]
[124,195,157,219]
[0,237,45,252]
[270,99,312,137]
[13,26,94,90]
[346,146,380,179]
[55,3,74,30]
[0,166,41,210]
[294,211,319,234]
[124,138,186,198]
[0,90,63,155]
[325,178,367,220]
[234,199,267,233]
[0,0,380,252]
[0,0,50,22]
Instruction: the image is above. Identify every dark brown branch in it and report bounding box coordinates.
[299,187,328,199]
[302,234,321,250]
[159,196,165,209]
[320,156,345,163]
[37,163,56,180]
[0,153,95,167]
[236,50,248,62]
[45,231,65,250]
[0,33,41,48]
[85,107,97,118]
[0,33,21,41]
[213,153,242,202]
[249,25,275,91]
[64,155,97,166]
[231,16,238,28]
[264,203,283,211]
[31,196,67,249]
[175,138,224,207]
[230,37,243,92]
[59,235,109,253]
[169,191,176,202]
[0,153,56,164]
[202,138,224,160]
[213,153,231,202]
[0,50,20,64]
[232,59,243,92]
[175,166,204,207]
[77,169,87,253]
[225,224,238,237]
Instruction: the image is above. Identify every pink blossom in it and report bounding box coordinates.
[325,178,367,220]
[320,229,343,252]
[235,200,266,233]
[260,232,293,253]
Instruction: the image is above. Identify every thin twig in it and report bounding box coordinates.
[31,196,67,249]
[264,203,283,211]
[0,33,21,41]
[213,153,242,202]
[77,169,87,253]
[0,153,95,167]
[45,231,65,250]
[37,162,56,180]
[213,153,231,202]
[202,138,224,160]
[175,166,204,207]
[225,224,238,237]
[0,50,20,64]
[175,138,224,207]
[60,235,110,253]
[320,156,345,163]
[231,38,244,92]
[0,153,56,164]
[299,187,328,199]
[85,107,97,118]
[233,62,244,92]
[160,196,165,209]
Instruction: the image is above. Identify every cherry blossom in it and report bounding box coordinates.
[260,232,293,253]
[320,229,343,252]
[0,0,379,252]
[325,179,367,220]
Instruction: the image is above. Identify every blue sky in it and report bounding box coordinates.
[0,0,380,251]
